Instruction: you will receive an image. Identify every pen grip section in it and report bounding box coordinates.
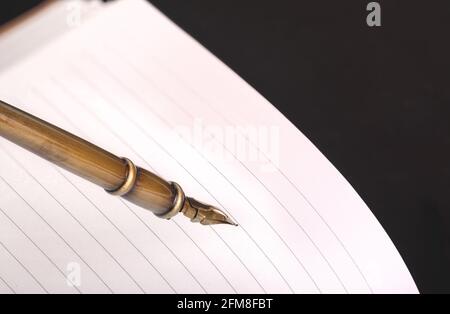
[122,166,176,216]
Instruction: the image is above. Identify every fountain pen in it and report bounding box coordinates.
[0,100,237,226]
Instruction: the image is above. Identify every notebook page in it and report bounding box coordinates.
[0,0,417,294]
[0,0,103,71]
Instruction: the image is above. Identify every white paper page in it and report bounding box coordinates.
[0,0,417,294]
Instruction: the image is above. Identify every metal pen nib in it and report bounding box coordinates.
[181,197,238,226]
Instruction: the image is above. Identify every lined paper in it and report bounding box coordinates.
[0,0,417,294]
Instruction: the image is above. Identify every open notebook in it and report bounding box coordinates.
[0,0,417,294]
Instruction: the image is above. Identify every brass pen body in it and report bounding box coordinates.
[0,100,236,226]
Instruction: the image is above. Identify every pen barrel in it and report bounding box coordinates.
[0,100,175,216]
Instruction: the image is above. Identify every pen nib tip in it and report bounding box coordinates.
[224,218,239,226]
[181,197,238,226]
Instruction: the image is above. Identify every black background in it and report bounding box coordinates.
[1,0,449,293]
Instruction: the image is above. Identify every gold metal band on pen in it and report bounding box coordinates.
[156,182,186,219]
[106,158,138,196]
